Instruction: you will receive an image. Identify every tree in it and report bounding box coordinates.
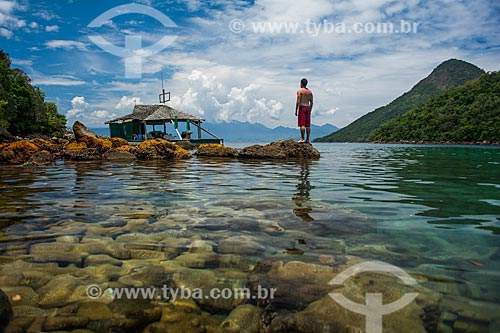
[0,49,67,136]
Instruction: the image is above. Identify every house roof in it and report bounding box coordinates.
[105,104,204,124]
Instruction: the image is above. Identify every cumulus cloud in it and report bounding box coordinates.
[45,40,87,50]
[67,96,88,118]
[169,70,284,123]
[0,0,26,36]
[0,27,12,38]
[115,96,143,111]
[92,110,116,121]
[45,25,59,32]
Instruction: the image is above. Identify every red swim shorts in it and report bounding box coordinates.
[298,106,311,127]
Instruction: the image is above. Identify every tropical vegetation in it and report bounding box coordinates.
[0,49,66,137]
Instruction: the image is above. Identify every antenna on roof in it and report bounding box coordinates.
[159,71,170,104]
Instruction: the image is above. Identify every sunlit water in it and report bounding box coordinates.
[0,143,499,332]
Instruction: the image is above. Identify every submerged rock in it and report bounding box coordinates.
[0,289,13,331]
[37,274,80,308]
[218,236,265,255]
[217,304,262,333]
[196,144,239,158]
[42,316,89,331]
[239,140,320,160]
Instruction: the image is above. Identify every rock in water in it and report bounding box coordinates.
[103,149,136,161]
[135,139,191,160]
[73,121,99,146]
[196,144,239,158]
[217,304,262,333]
[239,140,320,160]
[0,289,13,330]
[72,121,112,152]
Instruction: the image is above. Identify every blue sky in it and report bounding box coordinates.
[1,0,499,128]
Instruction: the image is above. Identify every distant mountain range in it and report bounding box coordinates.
[315,59,485,142]
[202,121,338,142]
[91,122,338,143]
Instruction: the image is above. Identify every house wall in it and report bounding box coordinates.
[109,121,141,141]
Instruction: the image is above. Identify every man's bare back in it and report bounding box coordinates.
[297,87,313,106]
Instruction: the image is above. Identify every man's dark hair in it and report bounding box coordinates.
[301,78,308,87]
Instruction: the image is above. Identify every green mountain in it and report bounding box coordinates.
[370,71,500,143]
[315,59,485,142]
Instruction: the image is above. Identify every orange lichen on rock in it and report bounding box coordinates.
[63,141,100,161]
[0,140,43,164]
[31,138,59,153]
[94,138,113,152]
[109,137,129,148]
[136,139,191,160]
[196,144,238,158]
[65,142,87,150]
[116,145,136,153]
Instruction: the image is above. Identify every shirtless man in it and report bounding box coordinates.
[295,78,313,143]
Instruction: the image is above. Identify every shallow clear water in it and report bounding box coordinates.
[1,143,499,332]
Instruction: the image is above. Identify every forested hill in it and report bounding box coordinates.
[0,49,66,137]
[369,71,500,143]
[315,59,485,142]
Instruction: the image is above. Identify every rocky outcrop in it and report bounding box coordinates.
[239,140,320,160]
[135,139,191,160]
[63,142,101,161]
[73,121,113,153]
[0,122,320,164]
[0,140,54,165]
[196,141,320,160]
[109,137,129,148]
[196,144,239,158]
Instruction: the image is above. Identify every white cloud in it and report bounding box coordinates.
[45,40,87,50]
[11,58,32,66]
[92,110,116,120]
[33,10,58,21]
[31,72,86,86]
[67,96,88,118]
[169,70,284,123]
[0,0,26,35]
[45,25,59,32]
[64,96,141,127]
[28,21,38,28]
[0,0,15,13]
[115,96,143,111]
[17,0,500,131]
[0,27,12,38]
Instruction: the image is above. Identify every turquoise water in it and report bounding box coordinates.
[0,143,499,332]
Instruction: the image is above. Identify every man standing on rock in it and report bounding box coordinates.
[295,78,313,143]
